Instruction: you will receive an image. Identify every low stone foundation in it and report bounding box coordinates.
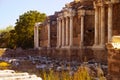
[39,47,107,63]
[0,47,107,63]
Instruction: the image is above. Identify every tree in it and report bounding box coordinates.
[0,25,15,48]
[7,30,17,49]
[15,10,46,49]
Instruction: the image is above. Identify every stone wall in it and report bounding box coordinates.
[0,48,39,57]
[113,3,120,35]
[0,48,107,64]
[40,23,48,47]
[107,43,120,80]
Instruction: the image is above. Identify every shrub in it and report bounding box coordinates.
[0,61,10,69]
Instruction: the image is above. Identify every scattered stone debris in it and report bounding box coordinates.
[0,56,108,79]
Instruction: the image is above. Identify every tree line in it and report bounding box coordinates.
[0,10,46,49]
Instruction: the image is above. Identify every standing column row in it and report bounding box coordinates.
[94,4,106,47]
[94,3,113,47]
[57,16,73,48]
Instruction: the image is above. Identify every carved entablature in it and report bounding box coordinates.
[58,8,75,18]
[77,9,85,16]
[74,0,80,2]
[65,3,72,8]
[94,0,120,6]
[35,22,42,27]
[111,0,120,3]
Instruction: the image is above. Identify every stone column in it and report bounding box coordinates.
[59,19,62,47]
[80,14,85,47]
[100,5,105,46]
[47,20,51,48]
[108,3,113,43]
[34,22,41,49]
[66,17,69,46]
[70,16,73,47]
[62,18,65,47]
[94,5,99,46]
[57,18,59,47]
[80,10,85,47]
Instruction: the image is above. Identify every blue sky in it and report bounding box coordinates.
[0,0,72,29]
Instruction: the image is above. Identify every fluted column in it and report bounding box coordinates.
[80,15,85,47]
[48,20,51,48]
[94,5,99,46]
[70,16,73,47]
[108,3,113,43]
[100,5,105,46]
[66,17,69,46]
[62,18,65,47]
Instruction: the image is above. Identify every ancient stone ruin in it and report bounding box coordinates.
[107,36,120,79]
[34,0,120,63]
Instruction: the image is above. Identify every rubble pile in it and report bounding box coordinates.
[0,56,108,77]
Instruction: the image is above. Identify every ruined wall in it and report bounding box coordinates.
[73,15,80,46]
[107,44,120,80]
[113,3,120,35]
[40,24,48,47]
[84,15,94,46]
[39,14,57,48]
[50,16,57,47]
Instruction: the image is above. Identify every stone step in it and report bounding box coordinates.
[0,70,15,73]
[0,70,42,80]
[0,73,29,77]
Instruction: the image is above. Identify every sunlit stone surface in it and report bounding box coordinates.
[0,70,42,80]
[111,36,120,49]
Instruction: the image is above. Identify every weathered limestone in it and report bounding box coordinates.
[93,1,114,48]
[47,19,51,48]
[107,37,120,80]
[57,18,59,47]
[62,18,65,47]
[80,10,85,47]
[59,20,62,47]
[94,3,99,46]
[0,70,42,80]
[100,4,105,46]
[34,22,41,49]
[74,0,80,2]
[56,8,75,48]
[69,16,73,47]
[66,17,69,46]
[35,0,120,64]
[108,3,113,43]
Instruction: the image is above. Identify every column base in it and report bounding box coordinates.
[92,44,105,49]
[47,47,51,49]
[34,47,42,50]
[79,43,84,48]
[56,46,61,49]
